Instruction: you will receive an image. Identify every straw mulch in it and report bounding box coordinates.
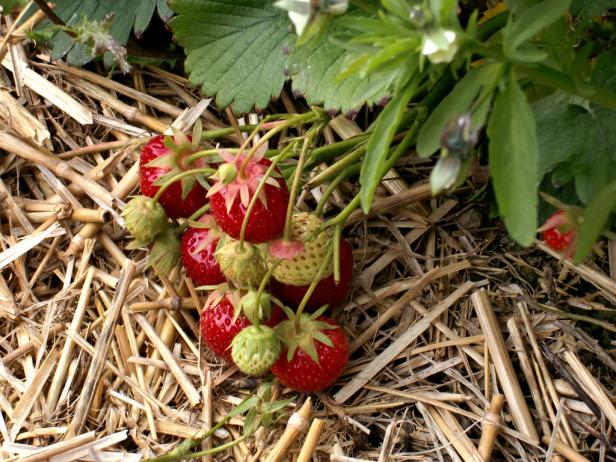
[1,25,616,462]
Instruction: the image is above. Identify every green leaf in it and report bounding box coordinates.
[359,78,416,212]
[503,0,571,58]
[417,63,502,158]
[487,73,538,246]
[291,19,393,113]
[243,409,261,437]
[169,0,292,113]
[571,0,613,17]
[261,398,294,414]
[574,182,616,263]
[534,93,616,205]
[27,0,167,66]
[134,0,157,38]
[229,395,260,418]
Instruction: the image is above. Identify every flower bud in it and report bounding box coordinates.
[430,154,462,195]
[422,29,458,64]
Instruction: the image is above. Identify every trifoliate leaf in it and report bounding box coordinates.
[169,0,293,113]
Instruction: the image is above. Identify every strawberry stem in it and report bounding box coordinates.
[146,435,248,462]
[322,195,361,229]
[294,242,333,332]
[314,164,360,217]
[282,135,310,241]
[150,167,215,205]
[239,112,317,177]
[186,203,211,222]
[253,260,281,329]
[333,225,342,284]
[238,144,296,249]
[185,148,225,164]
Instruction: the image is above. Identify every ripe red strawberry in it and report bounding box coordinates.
[272,314,349,392]
[140,134,208,218]
[539,210,577,254]
[270,238,353,310]
[200,296,250,362]
[181,227,225,287]
[208,147,289,243]
[200,294,286,362]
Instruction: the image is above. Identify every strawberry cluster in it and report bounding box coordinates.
[124,131,353,392]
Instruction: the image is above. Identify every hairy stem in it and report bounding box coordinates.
[294,243,333,332]
[314,164,361,217]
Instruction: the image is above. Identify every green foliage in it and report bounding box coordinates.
[502,0,571,61]
[169,0,291,113]
[535,48,616,205]
[571,0,614,17]
[417,63,501,157]
[574,183,616,263]
[359,79,417,211]
[0,0,27,12]
[291,20,392,112]
[487,72,539,246]
[29,0,172,66]
[169,0,391,113]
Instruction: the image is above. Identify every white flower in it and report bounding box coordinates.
[422,29,458,64]
[274,0,311,35]
[430,154,462,195]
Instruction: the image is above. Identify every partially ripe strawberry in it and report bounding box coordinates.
[181,227,225,286]
[539,210,577,254]
[208,147,289,243]
[231,325,281,376]
[140,134,208,218]
[272,314,349,392]
[269,213,334,286]
[270,237,353,310]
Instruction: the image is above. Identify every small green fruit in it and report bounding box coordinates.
[231,325,281,376]
[122,196,168,243]
[215,238,267,287]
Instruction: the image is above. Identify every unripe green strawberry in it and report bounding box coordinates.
[122,195,168,244]
[269,213,333,286]
[231,325,281,376]
[215,237,267,287]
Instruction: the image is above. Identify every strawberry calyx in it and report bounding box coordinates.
[183,214,223,255]
[147,226,181,277]
[237,288,273,324]
[275,305,336,364]
[146,125,212,200]
[207,145,282,214]
[204,284,241,311]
